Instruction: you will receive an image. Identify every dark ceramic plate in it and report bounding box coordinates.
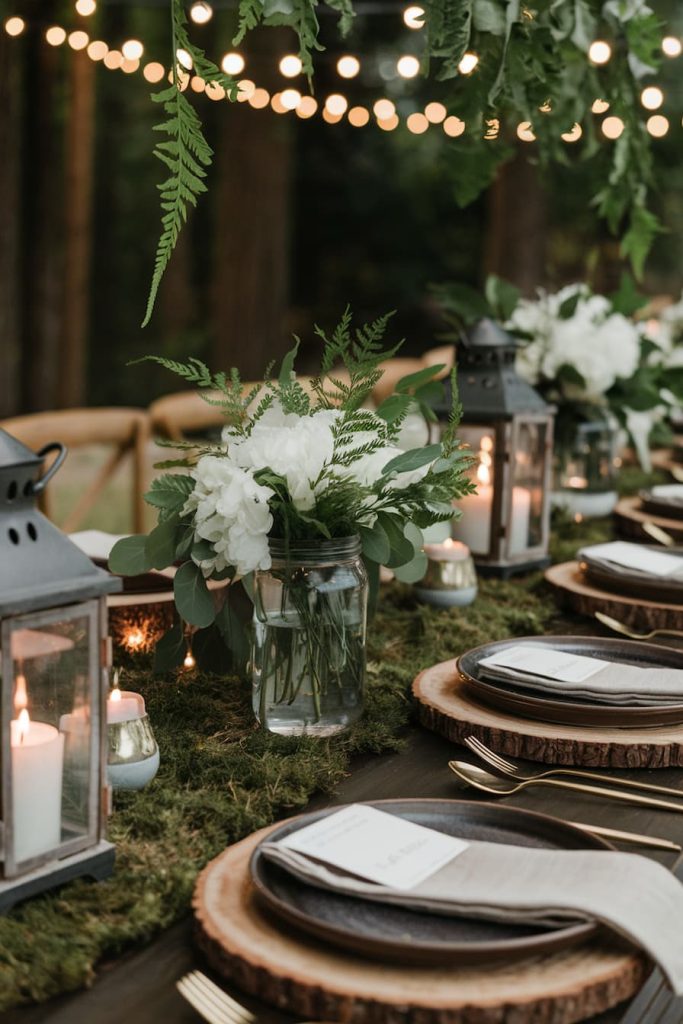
[581,546,683,606]
[458,635,683,729]
[250,799,609,966]
[639,489,683,521]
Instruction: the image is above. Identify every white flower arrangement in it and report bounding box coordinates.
[109,309,474,670]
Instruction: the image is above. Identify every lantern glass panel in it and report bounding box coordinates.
[2,602,99,875]
[508,419,548,556]
[451,425,496,556]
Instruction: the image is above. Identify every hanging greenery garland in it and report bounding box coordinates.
[144,0,664,324]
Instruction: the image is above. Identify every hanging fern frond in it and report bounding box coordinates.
[143,0,239,327]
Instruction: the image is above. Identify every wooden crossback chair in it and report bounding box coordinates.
[0,408,150,533]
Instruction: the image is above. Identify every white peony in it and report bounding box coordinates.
[225,401,341,512]
[182,455,274,576]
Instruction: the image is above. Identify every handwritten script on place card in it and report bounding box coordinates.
[480,644,610,683]
[583,541,683,577]
[277,805,469,891]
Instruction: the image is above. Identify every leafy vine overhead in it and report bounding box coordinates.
[144,0,663,324]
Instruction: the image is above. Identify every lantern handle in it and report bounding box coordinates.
[32,442,67,494]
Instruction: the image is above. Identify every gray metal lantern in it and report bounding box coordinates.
[0,429,121,911]
[435,319,555,576]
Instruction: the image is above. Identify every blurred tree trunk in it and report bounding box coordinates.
[0,29,22,418]
[20,12,63,412]
[484,149,547,295]
[58,49,96,408]
[210,38,292,379]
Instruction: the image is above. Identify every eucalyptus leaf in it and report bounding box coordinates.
[375,394,414,424]
[381,444,441,477]
[216,598,250,674]
[153,622,186,672]
[359,521,391,565]
[392,551,428,584]
[108,535,153,576]
[395,364,446,394]
[173,561,216,628]
[377,513,415,568]
[146,518,180,570]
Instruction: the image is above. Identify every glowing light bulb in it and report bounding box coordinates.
[561,122,582,142]
[443,115,465,137]
[104,49,122,69]
[68,30,89,50]
[46,26,67,45]
[484,117,500,140]
[662,36,682,58]
[125,629,145,650]
[458,52,478,74]
[249,88,270,109]
[5,15,25,35]
[296,96,317,118]
[281,88,301,110]
[191,75,206,93]
[87,40,108,60]
[279,54,302,77]
[348,105,369,126]
[406,111,428,134]
[143,61,165,83]
[337,55,360,78]
[589,40,611,64]
[403,5,425,29]
[601,115,624,139]
[176,47,193,70]
[326,93,348,116]
[517,121,536,142]
[424,102,446,124]
[592,98,609,113]
[206,81,225,100]
[190,1,213,24]
[237,79,255,101]
[183,651,196,670]
[121,38,143,60]
[397,54,420,78]
[75,0,97,15]
[647,114,669,137]
[323,107,342,124]
[641,86,663,110]
[373,98,396,120]
[377,114,399,131]
[222,51,245,75]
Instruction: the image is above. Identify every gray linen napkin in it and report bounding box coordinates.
[261,839,683,993]
[646,485,683,511]
[578,544,683,586]
[479,658,683,706]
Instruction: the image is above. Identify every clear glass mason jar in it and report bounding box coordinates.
[252,536,368,736]
[552,408,620,518]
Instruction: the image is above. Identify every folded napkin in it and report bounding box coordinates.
[645,484,683,510]
[262,837,683,993]
[578,541,683,584]
[479,655,683,706]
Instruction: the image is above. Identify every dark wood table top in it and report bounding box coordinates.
[6,715,683,1024]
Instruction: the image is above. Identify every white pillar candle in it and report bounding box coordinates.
[11,711,65,864]
[107,687,145,724]
[508,486,532,556]
[452,482,493,555]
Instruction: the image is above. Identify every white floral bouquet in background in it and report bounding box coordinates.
[109,309,474,672]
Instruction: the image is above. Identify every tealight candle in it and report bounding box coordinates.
[107,685,145,724]
[11,709,65,863]
[415,538,478,608]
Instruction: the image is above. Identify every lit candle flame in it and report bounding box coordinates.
[14,672,28,713]
[183,650,196,670]
[17,707,30,744]
[443,538,454,549]
[476,435,493,487]
[110,685,122,703]
[477,460,491,487]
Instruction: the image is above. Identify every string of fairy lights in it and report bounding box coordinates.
[3,1,682,139]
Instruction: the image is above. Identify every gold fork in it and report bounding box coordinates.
[642,521,677,547]
[671,465,683,484]
[177,971,255,1024]
[594,610,683,641]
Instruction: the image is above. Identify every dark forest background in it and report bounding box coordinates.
[0,0,681,417]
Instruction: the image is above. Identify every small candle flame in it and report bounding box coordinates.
[443,538,454,549]
[183,650,196,670]
[14,672,28,713]
[477,460,491,487]
[110,685,122,703]
[17,707,30,744]
[476,435,493,487]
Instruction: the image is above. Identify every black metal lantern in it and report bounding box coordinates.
[0,429,121,911]
[434,319,555,576]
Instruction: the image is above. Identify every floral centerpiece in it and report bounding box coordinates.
[110,309,474,734]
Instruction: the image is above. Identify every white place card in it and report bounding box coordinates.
[651,485,683,498]
[581,541,683,577]
[480,644,610,683]
[277,805,468,891]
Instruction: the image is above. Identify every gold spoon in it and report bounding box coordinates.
[642,521,677,547]
[448,759,683,814]
[671,465,683,484]
[594,610,683,641]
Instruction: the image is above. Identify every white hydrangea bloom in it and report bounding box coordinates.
[182,455,274,576]
[225,402,342,512]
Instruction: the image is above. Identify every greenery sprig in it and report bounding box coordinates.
[143,0,665,323]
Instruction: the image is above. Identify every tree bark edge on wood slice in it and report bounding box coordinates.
[412,661,683,768]
[193,825,647,1024]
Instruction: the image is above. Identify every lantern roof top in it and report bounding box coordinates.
[0,428,121,616]
[460,317,519,350]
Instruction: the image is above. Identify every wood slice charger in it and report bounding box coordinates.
[194,820,647,1024]
[413,660,683,768]
[614,496,683,544]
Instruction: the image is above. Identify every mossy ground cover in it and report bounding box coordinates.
[0,474,659,1010]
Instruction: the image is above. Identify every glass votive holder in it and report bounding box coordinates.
[106,688,159,791]
[414,539,478,608]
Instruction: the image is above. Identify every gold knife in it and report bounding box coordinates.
[569,820,681,852]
